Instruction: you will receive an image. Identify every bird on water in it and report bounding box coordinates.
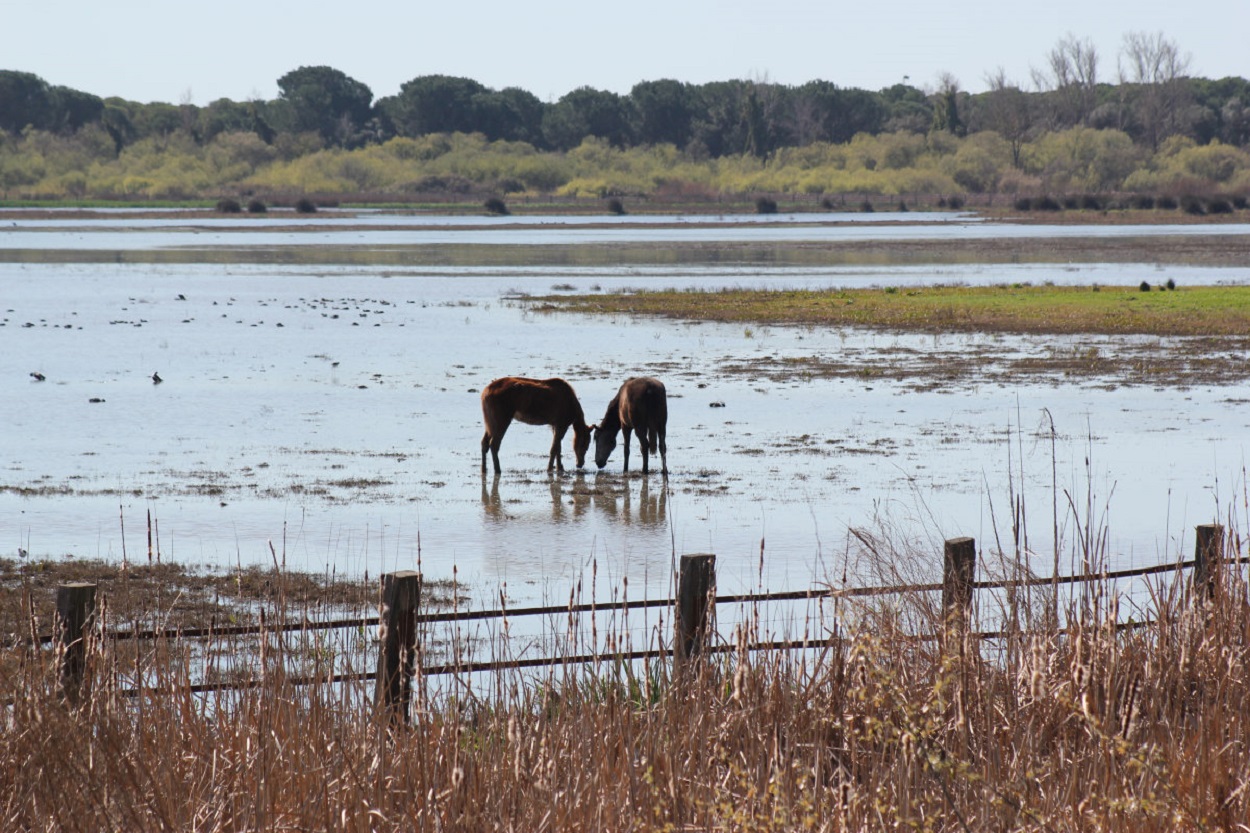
[152,372,163,384]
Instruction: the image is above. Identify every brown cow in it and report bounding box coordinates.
[480,377,591,474]
[593,377,668,475]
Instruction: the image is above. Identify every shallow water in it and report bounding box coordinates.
[3,217,1250,611]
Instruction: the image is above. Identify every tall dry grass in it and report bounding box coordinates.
[3,541,1249,831]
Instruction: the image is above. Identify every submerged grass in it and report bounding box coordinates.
[534,283,1250,337]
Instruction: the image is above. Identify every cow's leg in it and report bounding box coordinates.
[621,427,632,472]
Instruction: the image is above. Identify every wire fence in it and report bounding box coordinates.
[29,524,1245,706]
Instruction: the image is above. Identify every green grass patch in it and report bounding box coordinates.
[533,283,1250,336]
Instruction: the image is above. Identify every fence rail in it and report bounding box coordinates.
[31,525,1244,716]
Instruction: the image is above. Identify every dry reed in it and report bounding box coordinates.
[3,502,1250,831]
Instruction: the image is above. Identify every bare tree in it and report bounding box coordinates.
[983,67,1034,168]
[1032,33,1099,128]
[1119,31,1192,149]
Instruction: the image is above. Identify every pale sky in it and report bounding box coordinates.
[3,0,1246,106]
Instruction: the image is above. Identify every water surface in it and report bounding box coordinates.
[3,217,1249,612]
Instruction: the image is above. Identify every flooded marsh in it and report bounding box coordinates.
[3,212,1250,608]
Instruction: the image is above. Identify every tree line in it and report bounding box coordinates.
[4,33,1249,155]
[1,32,1248,202]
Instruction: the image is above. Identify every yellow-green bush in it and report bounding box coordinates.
[1,121,1246,202]
[1022,127,1143,192]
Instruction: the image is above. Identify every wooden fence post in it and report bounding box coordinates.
[675,554,716,664]
[55,582,97,705]
[1194,524,1223,600]
[375,571,421,725]
[942,538,976,643]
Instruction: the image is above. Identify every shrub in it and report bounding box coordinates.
[896,200,908,212]
[1014,197,1033,211]
[1080,194,1102,210]
[295,197,317,214]
[1034,195,1062,211]
[755,196,778,214]
[1157,195,1179,210]
[1181,195,1206,215]
[484,197,509,215]
[819,196,835,210]
[246,199,267,214]
[858,199,874,213]
[1208,199,1234,214]
[1131,194,1156,210]
[496,177,526,194]
[1062,195,1080,210]
[215,198,242,213]
[606,197,625,215]
[1232,195,1248,210]
[403,175,474,194]
[946,195,965,210]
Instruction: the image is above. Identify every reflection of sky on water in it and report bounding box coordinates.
[2,239,1249,611]
[0,209,968,228]
[2,212,1249,251]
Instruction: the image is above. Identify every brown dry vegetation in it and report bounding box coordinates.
[3,547,1249,831]
[0,557,458,644]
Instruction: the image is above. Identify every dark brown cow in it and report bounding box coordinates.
[593,377,668,475]
[480,377,591,474]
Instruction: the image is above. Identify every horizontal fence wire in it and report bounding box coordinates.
[111,618,1157,699]
[32,556,1208,646]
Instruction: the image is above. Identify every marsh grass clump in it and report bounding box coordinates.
[535,284,1250,339]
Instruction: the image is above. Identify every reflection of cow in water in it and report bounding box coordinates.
[481,377,591,474]
[593,377,668,475]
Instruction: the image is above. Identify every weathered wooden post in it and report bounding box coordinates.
[55,582,97,705]
[375,571,421,725]
[1193,524,1223,600]
[675,554,716,664]
[942,537,976,645]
